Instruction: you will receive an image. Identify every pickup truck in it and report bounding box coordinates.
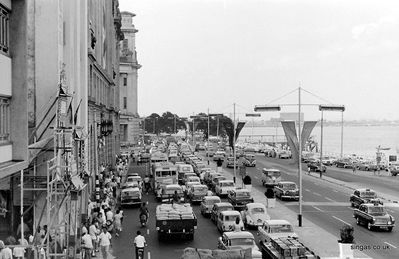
[227,189,254,211]
[353,203,395,231]
[349,188,382,208]
[156,203,198,240]
[259,236,317,259]
[217,231,262,258]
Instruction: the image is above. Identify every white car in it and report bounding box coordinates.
[216,210,244,233]
[257,219,297,244]
[215,180,236,197]
[217,231,262,258]
[120,186,142,207]
[241,203,270,228]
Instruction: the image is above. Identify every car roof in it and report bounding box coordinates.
[246,203,266,209]
[263,168,280,172]
[362,203,383,208]
[215,202,233,207]
[224,231,254,239]
[204,196,221,201]
[264,219,292,225]
[235,188,250,193]
[356,188,375,192]
[122,187,140,192]
[221,210,240,216]
[279,181,296,185]
[220,180,234,183]
[165,184,181,188]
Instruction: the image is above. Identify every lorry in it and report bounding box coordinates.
[259,236,318,259]
[156,203,198,241]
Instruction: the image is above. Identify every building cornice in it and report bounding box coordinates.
[88,52,116,86]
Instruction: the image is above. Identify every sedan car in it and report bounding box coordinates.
[200,196,221,217]
[307,162,326,173]
[215,180,236,197]
[216,210,244,233]
[257,219,297,244]
[217,231,262,258]
[211,202,234,224]
[241,203,270,228]
[227,189,254,211]
[274,181,299,201]
[226,156,239,168]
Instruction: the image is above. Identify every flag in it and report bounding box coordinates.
[73,99,82,125]
[235,122,246,141]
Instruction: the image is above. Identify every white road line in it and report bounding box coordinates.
[325,197,335,202]
[148,251,151,259]
[313,192,322,196]
[332,216,351,226]
[384,242,397,249]
[305,189,311,192]
[313,206,324,212]
[147,229,150,235]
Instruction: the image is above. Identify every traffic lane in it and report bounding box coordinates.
[258,154,399,197]
[113,193,224,259]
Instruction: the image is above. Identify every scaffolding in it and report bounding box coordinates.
[22,86,85,258]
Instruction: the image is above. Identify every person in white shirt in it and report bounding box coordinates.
[133,230,147,259]
[113,210,123,237]
[0,240,13,259]
[13,239,25,259]
[105,208,113,222]
[98,227,112,259]
[81,231,93,259]
[89,221,100,254]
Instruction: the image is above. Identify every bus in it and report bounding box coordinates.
[152,162,178,191]
[151,151,168,163]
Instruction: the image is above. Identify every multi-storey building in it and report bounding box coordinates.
[119,11,141,147]
[0,0,29,239]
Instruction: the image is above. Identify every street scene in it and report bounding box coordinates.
[0,0,398,259]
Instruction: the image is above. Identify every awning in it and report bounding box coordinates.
[28,136,53,164]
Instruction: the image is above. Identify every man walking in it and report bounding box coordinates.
[242,172,252,192]
[81,229,93,259]
[134,231,147,259]
[98,227,112,259]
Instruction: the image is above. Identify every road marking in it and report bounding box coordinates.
[312,206,324,212]
[332,216,351,226]
[313,192,322,196]
[305,189,311,192]
[147,229,150,235]
[325,197,335,202]
[384,242,397,249]
[148,251,151,259]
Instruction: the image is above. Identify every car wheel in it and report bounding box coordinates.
[356,217,361,225]
[367,222,373,231]
[387,227,393,232]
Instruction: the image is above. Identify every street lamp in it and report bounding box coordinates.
[319,105,345,167]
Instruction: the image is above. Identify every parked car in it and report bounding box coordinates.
[241,203,270,228]
[211,202,234,224]
[307,162,326,173]
[200,196,221,217]
[213,151,225,161]
[353,203,395,231]
[215,180,236,197]
[227,189,254,211]
[274,181,299,201]
[350,188,382,208]
[217,231,262,258]
[226,156,239,168]
[243,154,256,167]
[187,184,208,204]
[257,219,297,244]
[210,175,227,192]
[216,210,244,233]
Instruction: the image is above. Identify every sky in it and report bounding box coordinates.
[119,0,399,121]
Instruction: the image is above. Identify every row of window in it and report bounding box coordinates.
[0,4,9,55]
[0,97,10,143]
[89,65,115,108]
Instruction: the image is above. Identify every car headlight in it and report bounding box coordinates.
[371,217,376,223]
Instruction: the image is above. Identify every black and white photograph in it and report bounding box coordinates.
[0,0,398,258]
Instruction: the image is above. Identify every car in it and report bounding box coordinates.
[185,176,201,188]
[257,219,297,244]
[200,196,221,217]
[307,161,326,173]
[213,151,225,161]
[156,184,184,202]
[241,203,270,228]
[227,189,254,211]
[243,154,256,167]
[211,202,234,224]
[120,186,142,207]
[217,231,262,258]
[261,168,281,187]
[215,180,236,197]
[389,163,399,176]
[350,188,382,208]
[278,150,291,159]
[226,156,239,168]
[187,184,208,203]
[216,210,244,233]
[182,172,197,185]
[211,176,227,192]
[353,203,395,231]
[274,181,299,201]
[204,172,221,186]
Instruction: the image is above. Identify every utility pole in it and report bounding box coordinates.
[298,86,303,227]
[233,103,236,184]
[207,108,210,164]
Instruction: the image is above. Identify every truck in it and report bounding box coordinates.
[259,236,318,259]
[156,203,198,241]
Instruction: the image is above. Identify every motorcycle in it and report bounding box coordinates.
[140,213,148,227]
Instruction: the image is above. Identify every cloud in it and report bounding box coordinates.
[352,16,398,41]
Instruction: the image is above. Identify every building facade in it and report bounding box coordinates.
[119,11,141,148]
[0,0,29,239]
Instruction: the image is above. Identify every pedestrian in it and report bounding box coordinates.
[307,166,311,175]
[0,240,13,259]
[352,166,356,173]
[81,229,93,259]
[89,221,100,256]
[113,210,123,237]
[242,172,252,192]
[233,217,241,232]
[133,231,147,259]
[98,227,112,259]
[106,208,114,222]
[143,175,151,194]
[13,239,26,259]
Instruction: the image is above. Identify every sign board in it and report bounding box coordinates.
[389,155,397,162]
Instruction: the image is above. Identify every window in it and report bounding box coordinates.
[123,76,127,86]
[0,5,10,55]
[0,97,10,143]
[123,97,127,109]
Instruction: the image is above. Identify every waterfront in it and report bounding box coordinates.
[239,125,399,158]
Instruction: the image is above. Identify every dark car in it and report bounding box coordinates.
[350,188,382,208]
[353,203,394,231]
[227,189,254,211]
[307,162,326,173]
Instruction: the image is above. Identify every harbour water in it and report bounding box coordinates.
[239,125,399,159]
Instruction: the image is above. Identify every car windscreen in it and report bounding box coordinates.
[360,191,376,198]
[265,171,281,177]
[236,192,250,198]
[269,224,294,233]
[230,238,254,247]
[194,186,207,192]
[368,206,386,215]
[251,207,265,214]
[205,199,219,205]
[282,183,296,190]
[221,182,234,187]
[225,215,239,221]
